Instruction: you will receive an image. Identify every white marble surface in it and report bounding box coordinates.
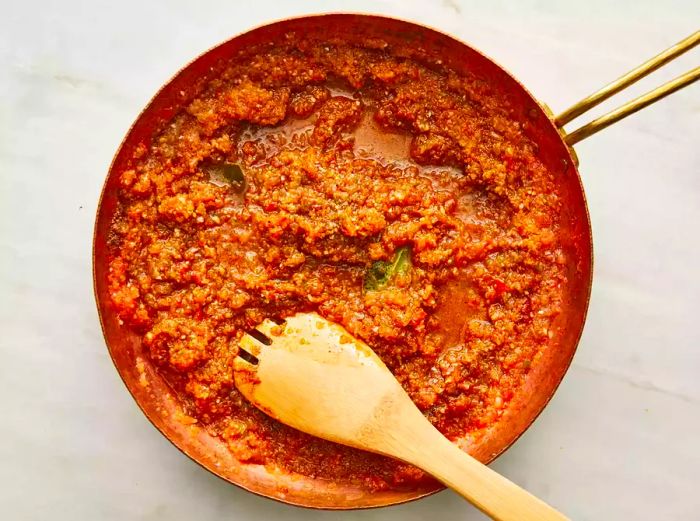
[1,1,699,519]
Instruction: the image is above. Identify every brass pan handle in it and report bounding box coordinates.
[555,31,700,146]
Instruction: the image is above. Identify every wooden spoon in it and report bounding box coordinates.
[233,312,568,520]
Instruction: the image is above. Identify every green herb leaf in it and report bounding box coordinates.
[364,246,411,292]
[207,162,246,193]
[220,163,244,185]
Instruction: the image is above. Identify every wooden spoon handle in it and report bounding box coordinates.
[398,420,569,520]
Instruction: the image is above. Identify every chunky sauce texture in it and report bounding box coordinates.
[108,35,566,490]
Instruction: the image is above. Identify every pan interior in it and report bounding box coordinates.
[93,14,592,509]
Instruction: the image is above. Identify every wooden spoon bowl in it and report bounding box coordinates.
[234,313,569,520]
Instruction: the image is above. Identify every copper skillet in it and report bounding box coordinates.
[93,14,700,510]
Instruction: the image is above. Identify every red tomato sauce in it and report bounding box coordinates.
[108,34,565,491]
